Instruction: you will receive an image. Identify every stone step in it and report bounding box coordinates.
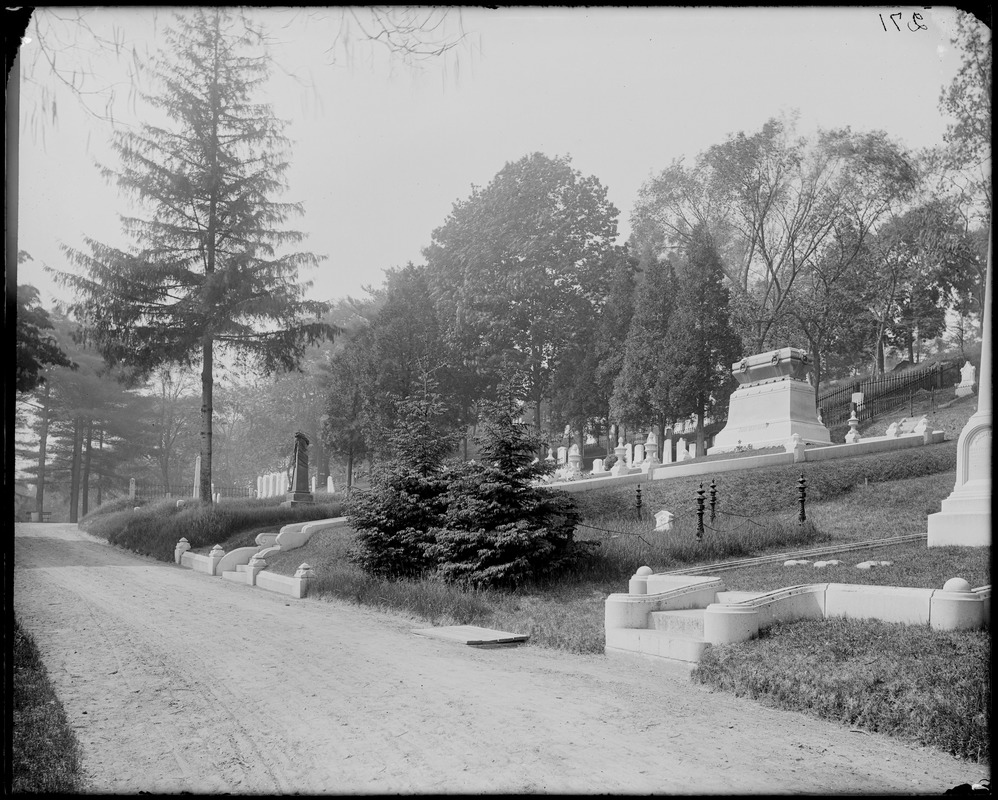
[649,609,705,637]
[605,627,708,665]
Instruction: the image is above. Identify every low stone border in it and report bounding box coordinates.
[175,517,349,598]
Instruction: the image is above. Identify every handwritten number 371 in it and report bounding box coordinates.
[880,12,927,31]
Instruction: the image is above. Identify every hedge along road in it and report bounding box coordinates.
[13,522,985,795]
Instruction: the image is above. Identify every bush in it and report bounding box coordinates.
[349,390,596,589]
[427,397,596,589]
[347,465,450,577]
[346,383,461,578]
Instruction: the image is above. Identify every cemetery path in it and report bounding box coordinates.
[14,522,986,795]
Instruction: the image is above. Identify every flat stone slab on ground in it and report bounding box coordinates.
[412,625,529,646]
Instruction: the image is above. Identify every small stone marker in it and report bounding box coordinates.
[654,510,674,532]
[855,560,893,570]
[813,560,844,568]
[783,559,812,566]
[411,625,529,646]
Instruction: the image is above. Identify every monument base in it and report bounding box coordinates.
[708,378,831,454]
[283,492,315,506]
[926,412,991,548]
[927,490,991,547]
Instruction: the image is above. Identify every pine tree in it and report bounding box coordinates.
[660,225,743,455]
[58,9,333,502]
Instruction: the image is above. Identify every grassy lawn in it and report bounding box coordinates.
[12,619,86,794]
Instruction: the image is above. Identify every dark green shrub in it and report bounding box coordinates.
[426,397,596,589]
[347,385,461,578]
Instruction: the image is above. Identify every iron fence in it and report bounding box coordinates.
[132,483,256,502]
[818,361,960,429]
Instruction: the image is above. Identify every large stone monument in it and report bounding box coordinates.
[928,242,991,547]
[708,347,831,454]
[285,431,315,505]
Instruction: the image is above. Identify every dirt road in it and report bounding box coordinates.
[13,522,987,794]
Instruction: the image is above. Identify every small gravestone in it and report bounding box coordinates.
[955,361,976,397]
[654,510,674,532]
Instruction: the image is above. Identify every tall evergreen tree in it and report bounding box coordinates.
[57,9,333,502]
[660,226,742,455]
[609,245,677,453]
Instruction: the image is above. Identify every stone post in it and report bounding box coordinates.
[208,544,224,575]
[193,456,201,499]
[610,438,629,476]
[175,537,191,564]
[844,410,861,444]
[928,236,992,547]
[129,477,136,499]
[327,475,335,493]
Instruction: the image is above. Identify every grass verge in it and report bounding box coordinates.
[692,617,990,764]
[12,619,86,794]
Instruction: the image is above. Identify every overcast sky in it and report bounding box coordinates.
[15,6,976,309]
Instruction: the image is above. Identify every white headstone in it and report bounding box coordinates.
[592,458,605,474]
[633,444,645,464]
[310,475,317,493]
[327,475,334,493]
[654,510,674,532]
[956,361,976,397]
[557,446,568,465]
[624,443,633,466]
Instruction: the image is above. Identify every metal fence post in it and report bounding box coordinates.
[696,483,706,541]
[797,472,807,525]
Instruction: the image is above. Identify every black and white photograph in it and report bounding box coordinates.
[10,6,991,795]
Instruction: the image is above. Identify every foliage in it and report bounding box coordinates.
[12,620,86,794]
[424,152,620,427]
[694,618,990,764]
[659,225,742,447]
[631,114,917,354]
[15,278,74,394]
[426,395,594,589]
[610,245,677,431]
[346,384,461,577]
[937,10,992,220]
[55,8,334,503]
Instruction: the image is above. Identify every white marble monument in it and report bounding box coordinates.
[928,243,991,548]
[708,347,831,454]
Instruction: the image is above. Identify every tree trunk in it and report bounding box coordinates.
[96,426,104,507]
[81,418,93,518]
[35,382,50,518]
[695,402,705,456]
[811,349,823,413]
[200,335,214,504]
[69,416,84,523]
[346,446,354,489]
